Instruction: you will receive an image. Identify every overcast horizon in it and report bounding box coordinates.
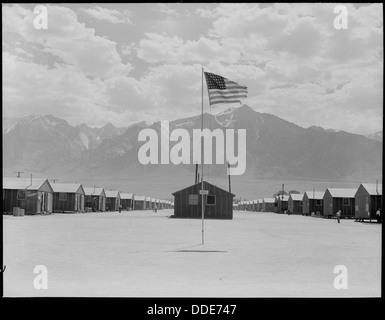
[2,3,383,135]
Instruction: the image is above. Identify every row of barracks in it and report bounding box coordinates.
[238,183,382,220]
[3,177,173,215]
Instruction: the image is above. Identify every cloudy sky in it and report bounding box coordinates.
[2,3,383,135]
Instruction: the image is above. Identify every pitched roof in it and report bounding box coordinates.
[360,183,382,196]
[327,188,357,198]
[3,177,51,191]
[120,193,133,199]
[263,198,276,203]
[277,195,290,201]
[304,191,325,200]
[83,187,105,196]
[172,180,235,197]
[134,195,146,201]
[50,183,83,194]
[289,193,304,201]
[105,190,120,198]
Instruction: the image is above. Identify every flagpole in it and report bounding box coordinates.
[201,67,205,245]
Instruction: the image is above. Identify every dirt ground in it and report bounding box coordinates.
[2,210,381,297]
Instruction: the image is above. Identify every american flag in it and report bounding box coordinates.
[204,72,248,105]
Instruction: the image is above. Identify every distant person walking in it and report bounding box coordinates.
[376,208,381,223]
[336,210,341,223]
[154,205,157,213]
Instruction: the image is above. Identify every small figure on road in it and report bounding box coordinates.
[336,210,341,223]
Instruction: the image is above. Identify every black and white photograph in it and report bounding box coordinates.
[1,2,383,309]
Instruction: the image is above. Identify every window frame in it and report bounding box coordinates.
[206,195,216,206]
[188,194,199,205]
[342,198,350,206]
[17,190,26,200]
[59,193,67,201]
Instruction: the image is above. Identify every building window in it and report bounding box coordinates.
[106,198,110,203]
[188,194,198,205]
[342,198,350,206]
[316,199,322,206]
[299,202,303,207]
[207,195,216,205]
[59,193,67,201]
[17,190,26,200]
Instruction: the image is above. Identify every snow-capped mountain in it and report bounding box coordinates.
[2,107,382,192]
[2,114,128,172]
[366,131,383,142]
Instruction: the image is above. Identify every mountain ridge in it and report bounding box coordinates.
[3,107,381,138]
[3,106,382,198]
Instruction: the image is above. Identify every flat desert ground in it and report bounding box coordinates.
[3,210,381,297]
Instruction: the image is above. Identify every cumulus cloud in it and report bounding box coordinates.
[81,6,132,24]
[195,7,217,19]
[2,3,383,135]
[209,3,288,39]
[2,52,105,123]
[3,4,132,78]
[268,20,322,58]
[156,4,180,17]
[137,33,240,64]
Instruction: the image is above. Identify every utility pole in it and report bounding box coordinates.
[313,187,315,214]
[195,163,198,184]
[227,162,231,193]
[201,67,205,245]
[281,183,285,212]
[14,171,24,178]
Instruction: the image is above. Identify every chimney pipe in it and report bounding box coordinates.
[228,162,231,193]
